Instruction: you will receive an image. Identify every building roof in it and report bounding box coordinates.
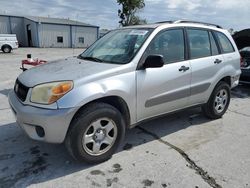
[25,16,98,27]
[0,14,98,28]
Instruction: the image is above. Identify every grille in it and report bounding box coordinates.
[14,79,29,102]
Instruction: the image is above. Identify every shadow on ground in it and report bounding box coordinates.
[0,89,12,97]
[0,107,209,188]
[231,84,250,99]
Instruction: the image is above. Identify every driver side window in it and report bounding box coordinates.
[145,29,185,64]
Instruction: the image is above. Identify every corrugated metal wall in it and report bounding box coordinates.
[0,16,11,33]
[0,16,28,47]
[1,15,99,48]
[71,26,98,48]
[10,17,26,46]
[39,24,71,47]
[24,18,39,47]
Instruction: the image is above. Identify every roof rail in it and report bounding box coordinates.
[174,20,223,29]
[155,21,173,24]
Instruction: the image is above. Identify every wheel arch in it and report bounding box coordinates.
[204,75,232,104]
[219,76,231,87]
[66,95,131,139]
[211,76,232,94]
[202,78,231,119]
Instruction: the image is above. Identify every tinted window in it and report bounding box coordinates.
[145,29,185,63]
[209,32,219,55]
[187,29,210,59]
[216,32,234,53]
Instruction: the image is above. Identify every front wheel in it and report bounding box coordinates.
[202,81,230,119]
[65,103,126,163]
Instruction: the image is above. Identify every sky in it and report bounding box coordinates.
[0,0,249,31]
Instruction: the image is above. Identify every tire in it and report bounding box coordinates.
[65,103,126,163]
[202,81,230,119]
[2,45,12,53]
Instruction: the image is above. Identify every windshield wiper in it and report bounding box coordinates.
[78,55,103,62]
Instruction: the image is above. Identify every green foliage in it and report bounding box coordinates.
[117,0,146,26]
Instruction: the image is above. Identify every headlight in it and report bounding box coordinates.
[31,81,73,104]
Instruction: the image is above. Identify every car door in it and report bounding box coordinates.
[187,28,225,105]
[215,31,239,75]
[136,28,191,122]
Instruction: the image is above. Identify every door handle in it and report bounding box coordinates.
[214,59,222,64]
[179,66,190,72]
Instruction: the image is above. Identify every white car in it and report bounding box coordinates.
[0,34,18,53]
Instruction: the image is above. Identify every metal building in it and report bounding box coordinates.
[0,14,99,48]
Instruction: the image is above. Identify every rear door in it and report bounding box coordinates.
[214,31,239,76]
[136,28,191,121]
[187,28,225,105]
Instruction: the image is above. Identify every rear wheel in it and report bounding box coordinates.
[65,103,126,163]
[2,45,12,53]
[202,81,230,119]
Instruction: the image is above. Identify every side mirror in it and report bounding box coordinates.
[143,55,164,69]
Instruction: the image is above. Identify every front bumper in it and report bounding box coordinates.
[8,90,78,143]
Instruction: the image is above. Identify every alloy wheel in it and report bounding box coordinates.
[214,89,228,114]
[82,118,118,156]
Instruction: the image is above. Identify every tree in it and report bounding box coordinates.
[117,0,146,26]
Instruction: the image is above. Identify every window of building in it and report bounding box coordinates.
[79,37,84,43]
[215,32,235,53]
[187,29,211,59]
[57,36,63,43]
[145,29,185,64]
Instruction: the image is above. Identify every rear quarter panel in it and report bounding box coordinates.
[223,32,241,88]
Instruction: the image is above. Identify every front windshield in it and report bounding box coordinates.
[79,28,153,64]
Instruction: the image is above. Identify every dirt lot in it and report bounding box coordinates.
[0,48,250,188]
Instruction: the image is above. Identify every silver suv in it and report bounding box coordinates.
[9,21,241,163]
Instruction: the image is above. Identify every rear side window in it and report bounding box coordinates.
[209,32,219,56]
[215,32,234,53]
[187,29,210,59]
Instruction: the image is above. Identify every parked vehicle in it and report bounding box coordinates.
[239,47,250,83]
[0,34,18,53]
[8,20,241,163]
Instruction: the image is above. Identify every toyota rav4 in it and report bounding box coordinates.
[9,21,241,163]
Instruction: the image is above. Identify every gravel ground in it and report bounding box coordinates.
[0,48,250,188]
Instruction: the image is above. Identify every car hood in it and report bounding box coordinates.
[18,57,123,87]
